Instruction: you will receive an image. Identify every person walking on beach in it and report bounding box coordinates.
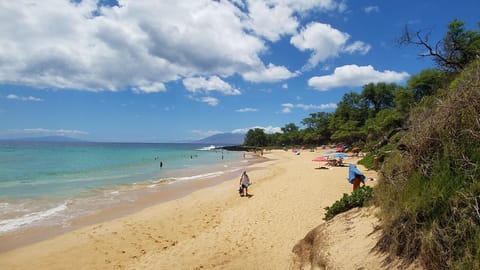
[239,171,251,197]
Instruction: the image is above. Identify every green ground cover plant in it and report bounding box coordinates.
[323,186,373,221]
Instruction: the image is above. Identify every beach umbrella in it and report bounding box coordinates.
[312,156,328,169]
[312,156,328,162]
[348,164,366,183]
[322,151,333,156]
[334,153,349,159]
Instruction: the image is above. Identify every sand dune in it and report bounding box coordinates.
[0,149,416,269]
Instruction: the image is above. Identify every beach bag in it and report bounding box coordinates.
[238,184,243,194]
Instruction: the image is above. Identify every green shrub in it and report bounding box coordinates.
[323,186,373,221]
[357,152,375,169]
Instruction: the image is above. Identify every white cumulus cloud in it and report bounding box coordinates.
[132,82,166,94]
[236,107,258,112]
[6,94,44,102]
[364,6,380,13]
[0,1,264,91]
[183,76,241,95]
[4,128,88,137]
[0,0,352,93]
[232,126,282,134]
[200,97,219,106]
[243,0,346,42]
[245,0,298,42]
[308,64,410,91]
[242,63,297,83]
[290,22,370,69]
[281,102,337,113]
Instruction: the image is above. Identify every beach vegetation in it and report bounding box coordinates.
[374,59,480,269]
[357,152,376,170]
[323,186,373,221]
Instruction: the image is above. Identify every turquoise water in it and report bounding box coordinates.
[0,141,246,234]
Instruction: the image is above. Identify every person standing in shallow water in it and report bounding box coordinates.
[239,171,251,197]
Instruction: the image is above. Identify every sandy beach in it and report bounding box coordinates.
[0,148,405,270]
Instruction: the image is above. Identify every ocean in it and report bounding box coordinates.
[0,141,249,235]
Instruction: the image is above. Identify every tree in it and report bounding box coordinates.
[331,93,366,122]
[399,19,480,72]
[362,83,397,115]
[393,87,415,115]
[329,91,370,144]
[281,123,299,134]
[281,123,301,145]
[267,132,284,146]
[330,120,366,144]
[301,112,331,145]
[406,68,456,101]
[244,128,267,147]
[365,109,404,142]
[329,83,407,145]
[407,68,446,100]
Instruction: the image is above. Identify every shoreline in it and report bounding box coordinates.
[0,151,266,253]
[0,149,379,269]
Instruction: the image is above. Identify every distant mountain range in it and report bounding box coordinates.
[195,133,245,145]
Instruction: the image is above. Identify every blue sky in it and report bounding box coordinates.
[0,0,478,142]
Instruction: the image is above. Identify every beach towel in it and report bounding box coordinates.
[348,164,366,183]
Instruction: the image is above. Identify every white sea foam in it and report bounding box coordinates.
[176,171,224,181]
[0,203,68,233]
[0,202,9,208]
[197,145,216,151]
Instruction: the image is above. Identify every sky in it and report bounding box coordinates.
[0,0,478,142]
